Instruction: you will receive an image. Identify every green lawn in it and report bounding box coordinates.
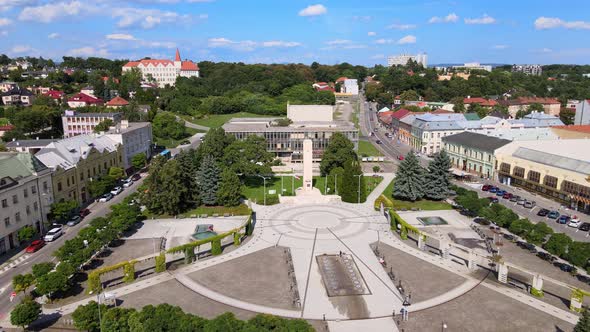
[357,140,383,157]
[380,179,452,210]
[143,204,250,219]
[153,127,200,149]
[188,112,272,129]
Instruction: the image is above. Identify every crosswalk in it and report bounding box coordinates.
[0,254,30,275]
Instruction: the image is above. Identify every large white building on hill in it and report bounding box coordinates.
[387,53,428,67]
[122,49,199,87]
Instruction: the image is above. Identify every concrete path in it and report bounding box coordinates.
[176,115,210,131]
[328,317,399,332]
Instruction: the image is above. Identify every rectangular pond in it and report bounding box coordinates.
[417,216,449,226]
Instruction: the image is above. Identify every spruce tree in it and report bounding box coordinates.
[320,133,356,176]
[424,150,452,200]
[217,169,242,207]
[176,149,200,206]
[574,310,590,332]
[340,159,366,203]
[393,151,425,201]
[197,155,220,206]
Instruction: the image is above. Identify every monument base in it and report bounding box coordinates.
[279,187,341,205]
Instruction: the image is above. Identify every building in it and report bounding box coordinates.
[463,97,497,109]
[80,86,95,97]
[6,139,58,154]
[62,110,122,138]
[35,135,122,204]
[495,139,590,212]
[574,100,590,125]
[551,125,590,139]
[512,64,543,76]
[514,111,564,127]
[499,97,561,117]
[451,62,492,72]
[222,105,358,162]
[398,113,421,145]
[43,90,64,102]
[0,81,18,93]
[342,79,359,95]
[1,87,35,106]
[387,53,428,67]
[410,113,467,154]
[443,132,511,179]
[104,121,152,170]
[0,152,53,255]
[105,96,130,109]
[67,93,104,108]
[0,125,15,138]
[122,49,199,88]
[312,82,334,92]
[404,100,454,111]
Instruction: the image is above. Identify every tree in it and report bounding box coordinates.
[393,151,425,201]
[423,150,451,200]
[526,221,554,245]
[176,149,200,207]
[12,273,35,294]
[543,233,573,258]
[142,159,190,215]
[72,301,107,332]
[196,127,233,162]
[399,89,419,102]
[108,167,125,180]
[101,307,136,332]
[222,136,273,175]
[574,309,590,332]
[93,119,114,133]
[17,226,36,242]
[217,169,242,207]
[196,155,220,205]
[319,132,356,176]
[131,153,147,170]
[565,242,590,268]
[35,269,70,297]
[560,107,575,125]
[450,97,465,113]
[32,262,55,279]
[152,112,186,140]
[10,297,41,330]
[88,175,116,197]
[50,200,79,222]
[372,165,381,173]
[340,159,366,203]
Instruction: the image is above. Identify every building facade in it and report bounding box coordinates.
[1,87,35,106]
[35,135,123,204]
[574,100,590,125]
[67,93,104,108]
[410,113,467,155]
[495,140,590,213]
[342,79,359,95]
[387,53,427,67]
[62,111,122,138]
[499,97,561,117]
[512,64,543,76]
[105,121,153,170]
[0,153,53,255]
[122,49,199,87]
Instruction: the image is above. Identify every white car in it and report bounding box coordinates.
[568,216,582,228]
[98,193,113,202]
[122,178,133,188]
[44,227,63,242]
[110,186,123,195]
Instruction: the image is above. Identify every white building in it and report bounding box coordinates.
[287,104,334,122]
[342,79,359,95]
[387,53,428,67]
[0,152,53,255]
[574,100,590,125]
[122,49,199,88]
[452,62,492,72]
[105,121,153,170]
[512,64,543,76]
[62,110,122,138]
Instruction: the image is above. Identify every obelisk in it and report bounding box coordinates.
[303,139,313,191]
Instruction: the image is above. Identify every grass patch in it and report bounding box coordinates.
[190,112,272,129]
[183,204,250,216]
[153,127,200,149]
[242,176,303,204]
[380,179,452,211]
[358,140,383,157]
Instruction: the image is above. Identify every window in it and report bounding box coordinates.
[80,172,84,181]
[15,212,20,222]
[104,162,107,169]
[31,185,36,194]
[58,182,62,191]
[88,169,91,178]
[72,175,75,184]
[26,205,30,215]
[513,166,525,178]
[528,171,541,183]
[1,199,6,208]
[67,178,70,186]
[33,202,38,211]
[23,188,28,198]
[43,181,48,193]
[12,195,17,204]
[500,163,511,174]
[4,217,9,227]
[544,175,558,188]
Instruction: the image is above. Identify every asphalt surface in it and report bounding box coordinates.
[0,176,146,322]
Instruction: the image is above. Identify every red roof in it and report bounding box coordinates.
[0,125,15,131]
[68,93,103,104]
[463,97,497,107]
[516,97,560,105]
[336,77,348,83]
[123,61,140,68]
[181,60,199,71]
[379,115,393,125]
[106,96,129,107]
[43,90,64,100]
[391,108,411,120]
[551,125,590,134]
[432,109,452,114]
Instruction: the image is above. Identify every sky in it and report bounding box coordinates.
[1,0,589,66]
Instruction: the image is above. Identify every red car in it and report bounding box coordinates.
[79,208,91,218]
[25,240,45,253]
[502,192,513,199]
[398,155,405,161]
[131,174,141,181]
[481,184,491,191]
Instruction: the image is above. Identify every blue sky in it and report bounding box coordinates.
[1,0,589,66]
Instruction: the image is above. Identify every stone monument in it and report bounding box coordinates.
[303,138,313,191]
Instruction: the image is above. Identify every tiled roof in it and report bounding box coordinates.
[43,90,64,99]
[106,96,129,106]
[2,87,33,97]
[463,97,497,106]
[36,135,119,171]
[123,61,140,68]
[336,77,348,83]
[175,48,181,61]
[391,109,410,120]
[181,60,199,71]
[68,93,104,104]
[552,125,590,134]
[500,97,560,106]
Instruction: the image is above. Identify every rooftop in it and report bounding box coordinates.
[35,134,119,170]
[443,131,512,152]
[63,111,121,117]
[6,139,58,148]
[106,122,151,134]
[222,118,356,133]
[0,152,48,180]
[551,125,590,134]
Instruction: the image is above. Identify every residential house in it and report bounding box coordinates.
[443,132,511,179]
[67,93,104,108]
[342,79,359,95]
[463,97,497,109]
[312,82,334,92]
[105,96,129,109]
[122,49,199,88]
[35,135,123,204]
[43,90,65,103]
[62,110,122,138]
[0,152,53,255]
[0,125,15,138]
[1,87,35,106]
[0,82,18,93]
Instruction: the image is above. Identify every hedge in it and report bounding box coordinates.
[154,253,166,273]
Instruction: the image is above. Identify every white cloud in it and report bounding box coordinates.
[429,13,458,24]
[0,0,37,12]
[298,4,327,17]
[67,46,110,57]
[370,54,385,60]
[367,31,376,36]
[326,39,351,45]
[142,41,176,48]
[534,17,590,30]
[112,8,195,29]
[11,44,31,53]
[19,1,90,23]
[106,33,136,40]
[48,32,59,39]
[387,23,416,30]
[0,17,11,26]
[465,14,496,25]
[207,38,257,51]
[261,40,301,48]
[397,35,416,44]
[492,44,508,50]
[323,39,365,49]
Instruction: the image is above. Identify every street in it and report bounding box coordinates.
[0,176,145,321]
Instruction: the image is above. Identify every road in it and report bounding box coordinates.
[0,176,145,321]
[355,90,590,242]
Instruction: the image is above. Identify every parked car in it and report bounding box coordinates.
[44,227,63,242]
[537,252,555,261]
[397,155,404,161]
[66,215,82,227]
[487,197,499,203]
[460,209,477,217]
[473,217,490,225]
[547,210,560,219]
[502,192,513,199]
[489,187,498,193]
[131,174,141,181]
[110,186,123,196]
[98,193,113,202]
[496,190,506,196]
[122,178,133,188]
[509,195,519,202]
[79,208,91,218]
[537,208,550,217]
[579,222,590,232]
[517,198,526,205]
[25,240,45,253]
[375,140,383,144]
[481,184,491,191]
[555,262,575,273]
[503,234,515,241]
[523,200,536,209]
[568,216,582,228]
[557,215,571,224]
[576,275,590,284]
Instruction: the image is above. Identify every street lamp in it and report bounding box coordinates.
[442,322,447,332]
[353,174,362,204]
[255,175,268,205]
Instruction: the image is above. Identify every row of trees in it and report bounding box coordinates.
[393,151,452,201]
[454,187,590,272]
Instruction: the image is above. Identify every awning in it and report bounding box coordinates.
[452,168,466,177]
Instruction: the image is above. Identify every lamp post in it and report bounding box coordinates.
[256,175,267,205]
[353,174,362,203]
[441,322,447,332]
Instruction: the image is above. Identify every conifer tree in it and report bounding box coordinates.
[197,155,220,206]
[393,151,425,201]
[217,169,242,207]
[340,159,366,203]
[424,150,452,200]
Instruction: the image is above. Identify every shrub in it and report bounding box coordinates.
[155,253,166,273]
[211,239,222,255]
